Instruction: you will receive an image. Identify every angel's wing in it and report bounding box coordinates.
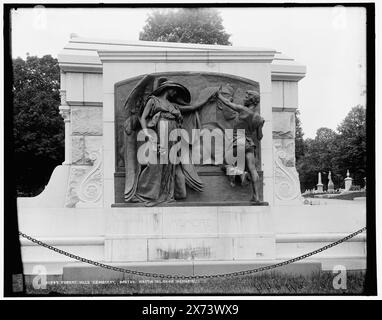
[124,74,156,116]
[123,74,156,202]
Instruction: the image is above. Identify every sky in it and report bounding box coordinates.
[10,6,367,138]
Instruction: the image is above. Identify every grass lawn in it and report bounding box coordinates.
[25,271,366,296]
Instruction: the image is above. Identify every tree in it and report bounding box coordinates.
[296,106,366,191]
[13,55,64,196]
[297,127,339,191]
[334,105,366,187]
[139,8,231,45]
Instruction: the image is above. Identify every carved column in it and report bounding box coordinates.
[59,82,71,165]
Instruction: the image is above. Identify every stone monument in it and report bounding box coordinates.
[119,74,265,206]
[16,37,367,278]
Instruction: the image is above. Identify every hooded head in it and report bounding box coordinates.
[150,81,191,105]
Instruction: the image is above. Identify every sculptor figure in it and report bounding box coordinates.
[216,89,265,203]
[126,79,211,206]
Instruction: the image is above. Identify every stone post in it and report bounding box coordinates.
[316,172,323,193]
[327,171,334,193]
[344,170,353,191]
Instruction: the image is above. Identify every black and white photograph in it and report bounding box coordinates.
[2,1,378,302]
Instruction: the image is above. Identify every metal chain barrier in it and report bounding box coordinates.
[19,226,366,280]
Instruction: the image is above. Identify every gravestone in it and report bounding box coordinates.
[316,172,323,193]
[345,170,353,191]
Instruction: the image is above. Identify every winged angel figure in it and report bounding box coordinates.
[123,74,216,206]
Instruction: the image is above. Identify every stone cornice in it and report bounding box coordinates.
[97,49,276,63]
[58,48,102,73]
[66,36,275,52]
[271,70,306,81]
[59,62,103,74]
[66,101,103,107]
[271,54,306,81]
[57,38,306,79]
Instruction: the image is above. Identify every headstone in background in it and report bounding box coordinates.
[344,169,353,191]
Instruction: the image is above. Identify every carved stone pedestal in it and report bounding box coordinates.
[104,206,275,263]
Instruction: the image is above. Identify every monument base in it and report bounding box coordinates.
[112,201,269,207]
[18,201,366,277]
[105,206,275,263]
[62,260,322,281]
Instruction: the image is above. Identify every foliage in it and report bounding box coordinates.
[13,54,64,196]
[334,106,366,187]
[139,8,231,45]
[296,105,366,191]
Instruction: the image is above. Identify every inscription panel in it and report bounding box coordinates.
[162,207,218,237]
[148,238,233,261]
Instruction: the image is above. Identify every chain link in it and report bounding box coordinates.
[19,227,366,280]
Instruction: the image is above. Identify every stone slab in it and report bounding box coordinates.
[194,260,321,277]
[64,165,91,208]
[105,209,163,237]
[273,203,366,234]
[62,260,322,281]
[65,72,83,102]
[271,80,283,107]
[217,206,273,236]
[83,73,103,102]
[105,238,148,262]
[233,237,276,260]
[147,237,234,261]
[276,241,366,259]
[283,81,298,108]
[71,136,85,164]
[84,136,103,165]
[104,205,275,262]
[63,265,124,282]
[272,111,295,139]
[71,106,103,135]
[105,206,273,238]
[23,256,365,277]
[161,207,218,237]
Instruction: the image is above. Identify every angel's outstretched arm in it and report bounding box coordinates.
[177,101,204,112]
[216,92,245,113]
[177,91,217,112]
